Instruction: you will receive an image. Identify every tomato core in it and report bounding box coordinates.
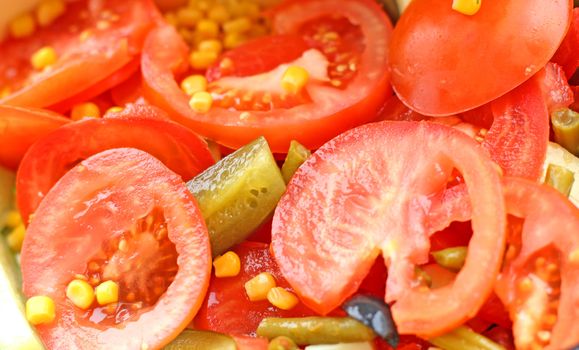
[77,207,178,327]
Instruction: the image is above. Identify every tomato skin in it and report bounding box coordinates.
[21,148,211,350]
[553,8,579,79]
[390,0,572,116]
[194,242,316,336]
[0,105,70,170]
[272,121,506,336]
[142,0,393,153]
[0,0,157,109]
[16,116,214,224]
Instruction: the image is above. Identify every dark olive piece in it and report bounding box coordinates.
[342,295,399,348]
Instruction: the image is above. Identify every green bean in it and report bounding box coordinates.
[551,108,579,156]
[281,140,311,184]
[163,330,237,350]
[257,317,376,346]
[414,267,432,287]
[268,336,298,350]
[187,137,286,256]
[428,326,505,350]
[431,247,468,272]
[544,163,575,197]
[0,166,15,230]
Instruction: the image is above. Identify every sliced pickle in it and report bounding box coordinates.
[163,330,237,350]
[188,137,286,256]
[281,140,311,184]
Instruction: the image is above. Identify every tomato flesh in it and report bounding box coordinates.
[16,116,214,225]
[142,0,392,152]
[389,0,572,115]
[21,148,211,349]
[272,121,506,336]
[194,242,316,336]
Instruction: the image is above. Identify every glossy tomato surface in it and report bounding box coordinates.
[272,121,506,336]
[16,116,214,224]
[0,105,70,170]
[0,0,157,108]
[20,148,211,350]
[194,242,316,336]
[390,0,572,115]
[142,0,393,153]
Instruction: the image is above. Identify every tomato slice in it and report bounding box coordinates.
[496,178,579,350]
[389,0,572,116]
[553,8,579,79]
[0,0,157,108]
[194,242,316,336]
[142,0,392,153]
[0,105,70,170]
[16,116,214,224]
[271,121,506,336]
[20,148,211,349]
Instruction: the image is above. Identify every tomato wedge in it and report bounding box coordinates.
[496,178,579,350]
[0,105,70,170]
[0,0,157,108]
[194,242,316,336]
[21,148,211,349]
[272,121,506,336]
[553,8,579,79]
[16,116,214,224]
[142,0,392,153]
[389,0,572,116]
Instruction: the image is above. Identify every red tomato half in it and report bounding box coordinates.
[21,148,211,349]
[389,0,572,115]
[496,178,579,350]
[142,0,392,153]
[0,105,70,170]
[272,121,506,336]
[17,116,214,224]
[553,8,579,79]
[194,242,316,336]
[0,0,157,108]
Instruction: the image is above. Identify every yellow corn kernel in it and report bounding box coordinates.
[452,0,482,16]
[181,75,208,95]
[36,0,66,27]
[0,87,11,99]
[222,17,252,34]
[105,106,123,114]
[164,12,178,27]
[7,223,26,252]
[213,251,241,277]
[267,287,299,310]
[198,39,223,54]
[31,46,58,70]
[196,19,220,39]
[189,50,218,70]
[189,91,213,113]
[208,4,231,23]
[95,280,119,305]
[71,102,101,121]
[9,13,36,39]
[281,66,310,94]
[244,272,276,301]
[66,279,95,309]
[177,7,203,28]
[223,32,247,49]
[192,0,213,12]
[236,2,260,19]
[5,210,22,228]
[26,296,56,325]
